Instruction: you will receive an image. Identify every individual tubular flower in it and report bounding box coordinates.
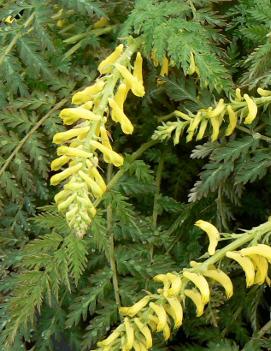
[196,119,208,141]
[206,99,225,119]
[164,296,183,328]
[184,288,205,317]
[226,251,255,287]
[108,98,134,134]
[51,42,145,237]
[243,94,257,124]
[160,57,169,77]
[225,105,237,136]
[148,302,168,332]
[60,107,100,125]
[249,255,269,285]
[166,273,182,296]
[72,80,105,105]
[115,63,145,97]
[187,52,198,76]
[186,112,202,142]
[202,268,233,299]
[182,271,210,304]
[257,87,271,97]
[98,44,124,74]
[240,244,271,262]
[134,52,144,82]
[119,296,152,318]
[195,220,220,255]
[134,318,153,348]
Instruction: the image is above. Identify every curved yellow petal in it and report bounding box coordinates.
[195,220,220,255]
[226,251,255,287]
[134,318,152,348]
[225,105,237,136]
[119,296,151,317]
[184,289,205,317]
[149,302,167,332]
[203,268,233,299]
[257,87,271,97]
[240,244,271,263]
[165,296,183,328]
[183,271,210,304]
[124,318,134,350]
[166,273,182,296]
[98,44,124,74]
[243,94,257,124]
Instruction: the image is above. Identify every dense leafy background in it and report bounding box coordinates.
[0,0,271,350]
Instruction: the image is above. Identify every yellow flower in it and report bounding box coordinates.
[226,251,255,287]
[4,16,15,24]
[108,98,134,134]
[241,244,271,263]
[50,163,82,185]
[203,268,233,299]
[149,302,167,332]
[243,94,257,124]
[249,254,269,285]
[57,146,91,158]
[166,273,182,296]
[89,140,124,167]
[134,318,152,348]
[196,119,208,141]
[186,112,202,142]
[97,326,123,347]
[235,88,242,101]
[160,57,169,77]
[225,105,237,136]
[57,193,76,212]
[53,127,90,144]
[165,296,183,328]
[187,52,197,76]
[184,289,205,317]
[195,220,220,255]
[119,296,151,318]
[115,63,145,97]
[51,155,70,171]
[60,107,100,125]
[183,271,210,304]
[124,318,134,350]
[87,160,107,193]
[98,44,124,74]
[133,52,144,82]
[207,99,225,118]
[210,116,221,141]
[72,80,105,105]
[115,83,130,109]
[78,170,104,198]
[93,16,109,29]
[257,87,271,97]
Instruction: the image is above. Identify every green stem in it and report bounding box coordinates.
[0,98,68,178]
[106,164,121,308]
[150,153,165,261]
[236,126,271,144]
[0,12,35,67]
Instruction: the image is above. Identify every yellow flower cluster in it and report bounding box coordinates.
[94,221,271,351]
[51,42,145,237]
[154,87,271,145]
[226,244,271,286]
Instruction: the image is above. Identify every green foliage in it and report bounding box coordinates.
[1,0,271,350]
